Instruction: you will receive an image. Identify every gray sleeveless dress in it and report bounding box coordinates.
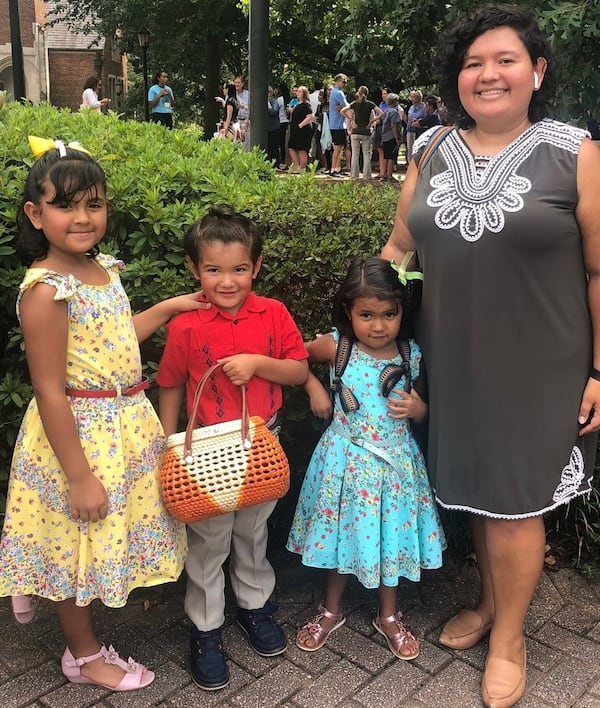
[408,119,597,518]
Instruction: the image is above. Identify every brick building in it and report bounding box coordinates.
[1,0,126,111]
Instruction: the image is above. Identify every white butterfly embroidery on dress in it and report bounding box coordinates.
[422,119,586,243]
[552,446,590,503]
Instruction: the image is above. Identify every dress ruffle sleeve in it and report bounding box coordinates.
[16,254,125,320]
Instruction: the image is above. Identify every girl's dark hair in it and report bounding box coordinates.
[278,82,291,105]
[225,83,237,101]
[16,146,107,266]
[184,204,263,265]
[83,76,99,91]
[154,69,167,83]
[333,257,421,341]
[436,3,557,128]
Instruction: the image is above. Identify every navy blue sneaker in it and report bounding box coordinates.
[190,625,229,691]
[236,600,287,656]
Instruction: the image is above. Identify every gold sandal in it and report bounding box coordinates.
[296,604,346,652]
[373,611,420,660]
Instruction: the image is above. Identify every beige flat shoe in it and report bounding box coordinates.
[481,639,527,708]
[439,608,493,650]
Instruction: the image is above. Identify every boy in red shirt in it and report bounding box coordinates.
[157,205,308,691]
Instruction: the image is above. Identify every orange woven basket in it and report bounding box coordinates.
[160,363,290,523]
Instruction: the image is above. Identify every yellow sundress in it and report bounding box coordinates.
[0,254,187,607]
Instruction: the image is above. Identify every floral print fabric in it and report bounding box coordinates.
[287,331,445,588]
[0,254,186,607]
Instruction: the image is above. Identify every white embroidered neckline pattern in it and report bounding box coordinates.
[422,119,586,242]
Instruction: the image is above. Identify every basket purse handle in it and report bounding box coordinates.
[184,363,251,460]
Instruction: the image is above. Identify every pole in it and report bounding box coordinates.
[142,47,149,121]
[248,0,269,151]
[9,0,26,102]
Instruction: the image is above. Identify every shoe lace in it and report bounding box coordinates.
[194,629,224,655]
[243,601,278,629]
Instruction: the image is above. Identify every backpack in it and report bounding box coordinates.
[331,334,429,458]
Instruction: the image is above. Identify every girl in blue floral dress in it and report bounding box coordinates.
[287,256,445,660]
[0,137,202,692]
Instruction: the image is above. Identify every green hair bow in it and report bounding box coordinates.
[390,252,423,285]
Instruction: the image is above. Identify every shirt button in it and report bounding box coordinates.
[233,320,238,325]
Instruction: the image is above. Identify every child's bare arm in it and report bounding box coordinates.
[218,354,308,387]
[305,333,336,363]
[159,385,186,437]
[133,292,208,343]
[305,371,333,419]
[19,285,108,522]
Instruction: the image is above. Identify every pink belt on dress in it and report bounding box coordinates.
[65,377,149,398]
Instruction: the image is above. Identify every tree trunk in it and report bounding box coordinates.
[203,29,221,140]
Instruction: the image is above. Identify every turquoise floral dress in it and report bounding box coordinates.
[0,254,187,607]
[287,330,446,588]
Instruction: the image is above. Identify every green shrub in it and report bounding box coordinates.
[4,103,599,569]
[0,102,398,523]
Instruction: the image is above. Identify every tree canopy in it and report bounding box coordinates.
[50,0,600,128]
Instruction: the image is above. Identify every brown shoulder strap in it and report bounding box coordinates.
[417,125,453,175]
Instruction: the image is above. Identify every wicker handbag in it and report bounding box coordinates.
[160,363,290,523]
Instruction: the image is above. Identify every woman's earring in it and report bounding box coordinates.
[533,72,539,90]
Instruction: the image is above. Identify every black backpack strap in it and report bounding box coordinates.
[398,339,429,458]
[331,335,360,413]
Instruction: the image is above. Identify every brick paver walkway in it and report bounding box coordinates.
[2,549,600,707]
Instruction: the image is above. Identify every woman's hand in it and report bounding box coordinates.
[69,474,109,522]
[386,387,427,422]
[578,378,600,435]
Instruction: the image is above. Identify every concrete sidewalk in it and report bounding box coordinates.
[2,550,600,707]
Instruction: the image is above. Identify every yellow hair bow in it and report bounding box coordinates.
[28,135,91,159]
[390,252,424,285]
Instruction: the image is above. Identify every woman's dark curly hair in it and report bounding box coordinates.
[333,256,421,342]
[16,146,107,266]
[436,3,557,129]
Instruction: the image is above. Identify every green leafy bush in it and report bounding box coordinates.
[0,102,397,523]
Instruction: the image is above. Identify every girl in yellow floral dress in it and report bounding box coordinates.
[0,138,202,692]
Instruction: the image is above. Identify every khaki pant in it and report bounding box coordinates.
[184,499,277,630]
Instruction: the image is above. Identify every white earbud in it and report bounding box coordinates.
[533,72,539,90]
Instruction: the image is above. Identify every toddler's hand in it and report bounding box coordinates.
[386,387,427,422]
[219,354,257,386]
[69,474,108,523]
[309,386,333,419]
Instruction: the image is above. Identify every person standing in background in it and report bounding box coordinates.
[405,90,426,162]
[413,97,441,138]
[309,80,324,163]
[341,86,384,180]
[148,70,175,129]
[267,86,281,165]
[234,76,250,144]
[329,73,350,178]
[81,77,110,113]
[276,83,291,170]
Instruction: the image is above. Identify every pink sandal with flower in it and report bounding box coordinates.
[296,604,346,652]
[61,644,155,691]
[11,595,39,624]
[373,611,420,660]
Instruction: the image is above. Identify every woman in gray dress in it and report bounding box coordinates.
[382,5,600,707]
